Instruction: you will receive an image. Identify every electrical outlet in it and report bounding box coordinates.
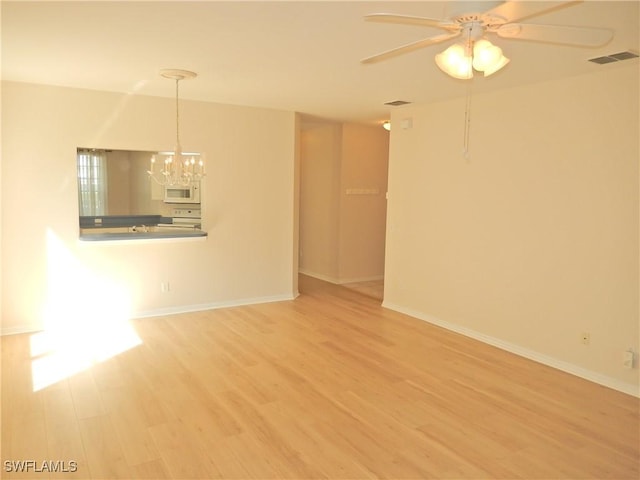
[623,350,634,369]
[160,281,171,293]
[581,332,591,345]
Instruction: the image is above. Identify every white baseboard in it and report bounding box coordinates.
[0,324,42,336]
[383,301,640,398]
[298,269,340,284]
[134,293,295,319]
[339,275,384,285]
[1,293,296,336]
[299,269,383,285]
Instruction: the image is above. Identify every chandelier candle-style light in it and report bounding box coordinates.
[148,69,206,186]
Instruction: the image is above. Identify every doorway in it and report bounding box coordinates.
[297,119,389,301]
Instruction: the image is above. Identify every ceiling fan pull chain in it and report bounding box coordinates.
[463,80,472,160]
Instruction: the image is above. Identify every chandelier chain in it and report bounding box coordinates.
[175,78,181,149]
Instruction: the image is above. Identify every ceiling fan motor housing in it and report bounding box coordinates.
[461,21,487,42]
[452,13,507,32]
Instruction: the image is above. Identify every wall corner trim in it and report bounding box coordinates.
[382,301,640,398]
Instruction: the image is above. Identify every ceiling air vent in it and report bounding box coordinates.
[384,100,411,106]
[589,50,639,64]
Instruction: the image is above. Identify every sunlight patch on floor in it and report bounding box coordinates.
[31,230,142,392]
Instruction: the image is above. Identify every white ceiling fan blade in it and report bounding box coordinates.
[361,32,461,64]
[364,13,458,31]
[484,0,579,24]
[497,23,614,47]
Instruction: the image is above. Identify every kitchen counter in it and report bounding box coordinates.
[80,214,173,229]
[79,229,207,241]
[79,214,205,242]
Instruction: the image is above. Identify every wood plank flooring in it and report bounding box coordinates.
[2,274,639,479]
[341,279,384,301]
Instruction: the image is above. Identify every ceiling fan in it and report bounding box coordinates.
[361,1,614,79]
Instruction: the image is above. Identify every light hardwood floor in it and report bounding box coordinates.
[341,279,384,301]
[2,274,639,479]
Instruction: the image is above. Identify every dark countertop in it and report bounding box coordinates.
[79,230,207,241]
[79,214,172,228]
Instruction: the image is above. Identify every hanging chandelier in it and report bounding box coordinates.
[148,69,205,186]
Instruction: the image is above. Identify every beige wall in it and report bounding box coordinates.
[299,123,341,280]
[1,81,297,334]
[299,121,389,283]
[384,64,639,394]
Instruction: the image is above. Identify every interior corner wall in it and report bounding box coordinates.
[299,122,342,282]
[291,114,302,297]
[299,121,389,284]
[384,64,639,394]
[1,81,298,334]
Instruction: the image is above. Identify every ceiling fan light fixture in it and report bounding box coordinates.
[482,53,510,76]
[436,38,509,79]
[472,39,499,69]
[472,39,509,76]
[435,43,473,79]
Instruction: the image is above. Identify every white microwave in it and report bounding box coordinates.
[164,183,201,204]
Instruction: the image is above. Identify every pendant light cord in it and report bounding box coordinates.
[175,78,181,150]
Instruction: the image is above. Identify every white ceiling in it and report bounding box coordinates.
[2,1,638,125]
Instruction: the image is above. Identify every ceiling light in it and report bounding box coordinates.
[148,69,205,186]
[382,121,391,131]
[435,43,473,79]
[436,38,509,79]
